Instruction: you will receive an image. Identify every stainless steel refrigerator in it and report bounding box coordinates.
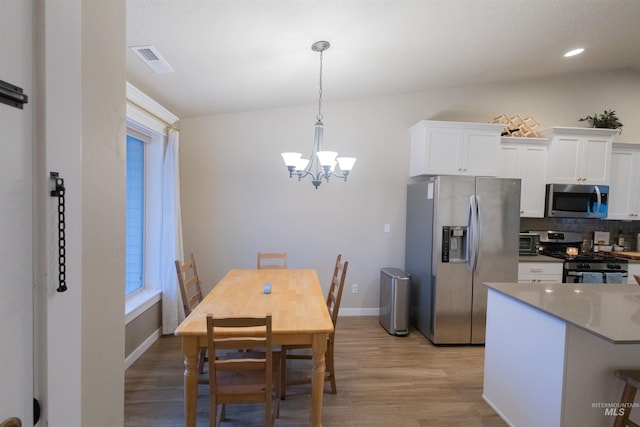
[405,176,520,344]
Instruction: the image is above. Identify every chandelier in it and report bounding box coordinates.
[281,41,356,189]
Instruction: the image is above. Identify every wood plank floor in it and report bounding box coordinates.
[125,316,506,426]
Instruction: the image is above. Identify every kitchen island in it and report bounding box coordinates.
[483,282,640,427]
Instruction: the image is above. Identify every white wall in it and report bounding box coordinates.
[33,0,126,426]
[180,69,640,311]
[1,1,33,424]
[80,0,127,425]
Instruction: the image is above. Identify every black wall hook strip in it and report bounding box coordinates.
[0,78,29,109]
[50,172,67,292]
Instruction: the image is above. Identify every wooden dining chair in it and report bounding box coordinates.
[175,253,208,380]
[257,252,288,270]
[613,370,640,427]
[635,275,640,286]
[206,314,281,427]
[280,254,348,399]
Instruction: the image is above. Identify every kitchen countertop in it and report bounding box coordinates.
[484,282,640,344]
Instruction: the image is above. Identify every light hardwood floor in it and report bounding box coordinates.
[125,316,506,426]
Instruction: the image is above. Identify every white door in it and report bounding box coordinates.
[1,1,34,425]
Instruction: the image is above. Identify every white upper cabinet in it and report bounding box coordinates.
[499,137,549,218]
[541,127,617,185]
[607,143,640,220]
[409,120,504,177]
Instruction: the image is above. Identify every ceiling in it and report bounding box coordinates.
[126,0,640,119]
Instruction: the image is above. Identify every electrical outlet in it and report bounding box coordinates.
[352,283,359,294]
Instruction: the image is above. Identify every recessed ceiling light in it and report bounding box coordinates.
[564,48,585,58]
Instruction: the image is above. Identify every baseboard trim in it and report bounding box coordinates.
[125,327,162,370]
[339,308,380,317]
[125,309,379,369]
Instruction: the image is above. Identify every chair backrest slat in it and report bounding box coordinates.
[207,314,273,399]
[257,252,287,269]
[326,256,348,327]
[175,253,204,316]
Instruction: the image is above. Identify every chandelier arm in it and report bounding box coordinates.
[327,170,347,180]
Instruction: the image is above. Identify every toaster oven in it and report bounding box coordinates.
[519,233,540,256]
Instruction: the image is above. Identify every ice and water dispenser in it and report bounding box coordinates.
[441,226,468,263]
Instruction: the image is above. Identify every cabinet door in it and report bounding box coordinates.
[499,143,547,217]
[499,144,520,178]
[410,126,462,176]
[608,150,635,219]
[427,127,463,174]
[608,148,640,220]
[548,136,581,183]
[548,135,611,185]
[580,137,610,184]
[520,145,547,217]
[463,129,499,176]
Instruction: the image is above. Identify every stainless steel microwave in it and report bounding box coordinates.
[545,183,609,219]
[519,233,540,256]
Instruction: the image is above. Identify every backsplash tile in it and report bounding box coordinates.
[521,218,640,251]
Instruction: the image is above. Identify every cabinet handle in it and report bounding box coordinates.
[530,268,543,272]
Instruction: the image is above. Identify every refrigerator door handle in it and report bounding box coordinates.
[468,195,478,272]
[470,194,480,273]
[473,195,481,272]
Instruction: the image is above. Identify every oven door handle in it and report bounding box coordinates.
[566,271,628,277]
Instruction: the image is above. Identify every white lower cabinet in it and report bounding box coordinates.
[518,261,563,283]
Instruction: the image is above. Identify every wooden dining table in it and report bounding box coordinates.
[174,269,334,427]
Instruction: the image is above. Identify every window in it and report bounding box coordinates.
[126,134,145,295]
[124,119,163,322]
[125,82,178,324]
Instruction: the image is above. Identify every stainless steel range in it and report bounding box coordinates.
[529,230,628,283]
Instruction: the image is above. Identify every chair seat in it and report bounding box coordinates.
[216,355,281,395]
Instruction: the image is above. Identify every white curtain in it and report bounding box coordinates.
[161,128,185,334]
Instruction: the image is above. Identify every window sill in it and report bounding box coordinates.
[125,289,162,325]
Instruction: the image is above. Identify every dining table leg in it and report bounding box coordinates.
[182,336,199,427]
[311,333,329,427]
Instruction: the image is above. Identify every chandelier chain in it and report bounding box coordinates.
[317,50,323,122]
